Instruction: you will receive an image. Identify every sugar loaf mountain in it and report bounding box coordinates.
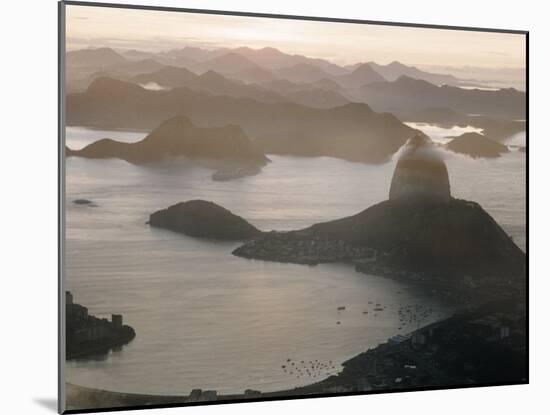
[150,135,525,286]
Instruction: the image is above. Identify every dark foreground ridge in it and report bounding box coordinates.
[148,200,261,240]
[66,291,135,360]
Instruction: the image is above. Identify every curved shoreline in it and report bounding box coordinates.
[66,290,526,412]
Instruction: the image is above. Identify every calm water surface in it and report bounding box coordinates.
[64,125,525,395]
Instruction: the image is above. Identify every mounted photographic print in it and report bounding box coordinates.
[59,1,528,413]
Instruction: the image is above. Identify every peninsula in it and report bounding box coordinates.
[148,135,525,299]
[66,115,269,170]
[66,291,136,360]
[233,136,524,287]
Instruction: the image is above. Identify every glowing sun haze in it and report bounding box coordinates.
[66,4,526,68]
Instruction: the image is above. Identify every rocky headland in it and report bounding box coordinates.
[234,136,524,283]
[66,291,135,360]
[233,197,524,281]
[150,135,525,289]
[66,115,269,171]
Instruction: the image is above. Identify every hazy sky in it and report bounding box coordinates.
[66,4,526,68]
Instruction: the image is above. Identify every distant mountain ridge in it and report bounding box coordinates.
[71,46,517,92]
[67,47,127,67]
[365,61,460,85]
[67,47,525,133]
[131,66,350,109]
[67,77,420,163]
[67,47,455,87]
[335,63,386,88]
[360,76,525,119]
[133,66,283,103]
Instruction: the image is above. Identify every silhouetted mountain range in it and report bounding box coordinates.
[335,63,386,88]
[274,62,332,83]
[363,61,460,85]
[133,67,282,103]
[283,88,349,109]
[67,47,525,145]
[360,76,525,119]
[67,77,419,163]
[67,47,127,67]
[132,66,349,108]
[230,46,348,75]
[69,46,519,92]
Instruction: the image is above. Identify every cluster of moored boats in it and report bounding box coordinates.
[281,358,338,379]
[279,300,440,380]
[397,304,435,330]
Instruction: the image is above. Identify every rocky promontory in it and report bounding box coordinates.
[234,197,525,279]
[150,136,525,283]
[446,132,510,158]
[148,200,261,240]
[66,115,269,169]
[66,291,135,360]
[233,136,525,280]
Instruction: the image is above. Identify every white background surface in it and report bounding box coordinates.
[0,0,545,413]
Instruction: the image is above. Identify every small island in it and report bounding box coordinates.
[66,291,136,360]
[446,132,510,158]
[73,199,97,207]
[148,200,261,240]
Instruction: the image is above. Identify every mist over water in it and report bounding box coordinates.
[404,122,484,144]
[139,82,168,91]
[65,125,525,395]
[66,127,147,150]
[503,131,527,147]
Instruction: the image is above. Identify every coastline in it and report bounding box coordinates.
[65,290,526,411]
[66,326,135,360]
[66,293,136,361]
